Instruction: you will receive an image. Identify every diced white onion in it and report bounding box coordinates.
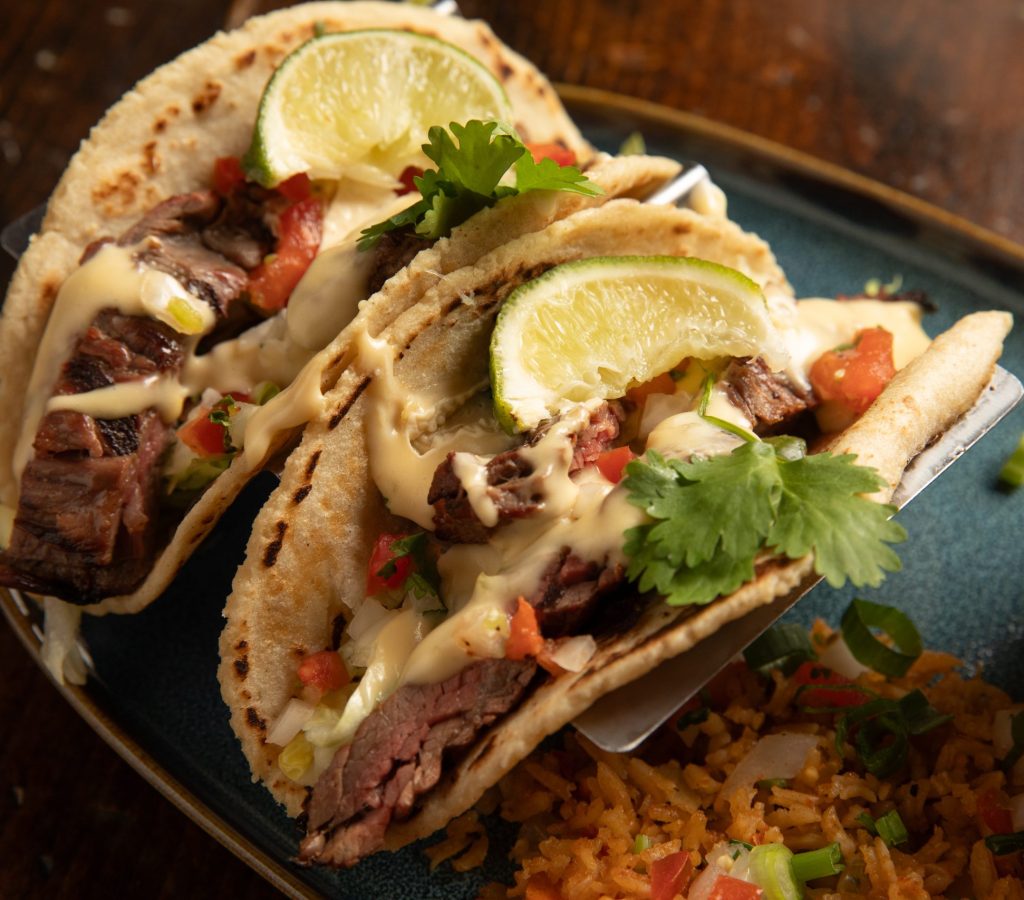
[548,635,597,673]
[347,597,392,642]
[266,698,315,747]
[817,635,870,680]
[1010,793,1024,832]
[687,861,727,900]
[718,732,819,803]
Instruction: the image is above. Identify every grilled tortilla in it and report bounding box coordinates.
[220,199,1009,862]
[0,1,686,615]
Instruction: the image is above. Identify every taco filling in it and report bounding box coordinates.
[257,225,955,867]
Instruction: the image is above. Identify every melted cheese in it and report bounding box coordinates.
[47,376,189,423]
[646,388,749,458]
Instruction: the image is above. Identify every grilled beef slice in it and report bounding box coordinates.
[0,188,271,602]
[429,401,624,543]
[723,357,814,433]
[299,657,537,868]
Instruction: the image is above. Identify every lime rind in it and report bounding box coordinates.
[490,256,786,432]
[244,29,513,187]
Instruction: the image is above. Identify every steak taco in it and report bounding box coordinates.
[0,0,686,623]
[219,199,1010,867]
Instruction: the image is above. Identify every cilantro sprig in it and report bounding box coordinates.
[358,120,600,250]
[621,440,907,607]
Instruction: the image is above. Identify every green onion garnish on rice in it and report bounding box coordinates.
[746,843,802,900]
[756,778,789,790]
[835,690,951,777]
[791,842,844,881]
[985,831,1024,856]
[633,833,651,854]
[840,598,922,677]
[998,433,1024,488]
[744,623,817,674]
[874,810,909,846]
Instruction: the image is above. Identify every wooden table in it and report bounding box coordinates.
[1,2,1021,897]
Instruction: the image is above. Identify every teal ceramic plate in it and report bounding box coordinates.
[3,88,1023,900]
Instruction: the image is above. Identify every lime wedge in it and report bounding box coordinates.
[245,29,513,186]
[490,256,787,432]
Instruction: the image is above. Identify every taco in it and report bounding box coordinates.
[220,198,1010,866]
[0,1,690,619]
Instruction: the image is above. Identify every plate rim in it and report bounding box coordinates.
[3,84,1022,898]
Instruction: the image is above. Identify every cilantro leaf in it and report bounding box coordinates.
[624,446,779,567]
[768,452,906,588]
[621,442,905,607]
[358,120,601,250]
[513,153,600,195]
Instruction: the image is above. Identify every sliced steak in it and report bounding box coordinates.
[1,410,170,601]
[366,227,429,296]
[299,657,537,868]
[429,402,624,543]
[723,357,814,434]
[527,549,627,637]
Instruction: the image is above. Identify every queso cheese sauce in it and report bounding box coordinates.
[282,292,931,789]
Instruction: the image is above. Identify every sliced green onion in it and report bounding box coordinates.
[840,598,922,677]
[618,131,646,156]
[1004,711,1024,770]
[747,843,802,900]
[999,433,1024,489]
[835,691,950,777]
[757,778,790,790]
[744,624,816,674]
[633,833,651,854]
[697,372,759,444]
[792,843,844,882]
[985,832,1024,856]
[898,689,953,735]
[729,839,754,854]
[676,705,709,730]
[253,380,281,406]
[856,812,877,834]
[874,809,908,847]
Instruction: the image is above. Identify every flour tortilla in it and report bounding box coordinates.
[220,197,1009,838]
[0,1,680,613]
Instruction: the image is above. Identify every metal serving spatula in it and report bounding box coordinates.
[574,366,1023,752]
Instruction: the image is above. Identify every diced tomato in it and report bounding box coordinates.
[525,142,576,167]
[708,875,763,900]
[276,172,312,202]
[626,371,677,406]
[297,650,349,692]
[651,851,693,900]
[791,661,870,709]
[524,874,562,900]
[978,789,1014,834]
[212,156,246,196]
[506,597,544,661]
[365,533,416,596]
[177,406,228,456]
[595,446,636,484]
[248,197,323,312]
[809,327,896,432]
[396,165,423,196]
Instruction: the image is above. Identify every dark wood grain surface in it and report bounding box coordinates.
[1,2,1021,897]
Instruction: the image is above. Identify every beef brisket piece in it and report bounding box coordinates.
[723,357,814,434]
[429,402,624,543]
[299,657,537,868]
